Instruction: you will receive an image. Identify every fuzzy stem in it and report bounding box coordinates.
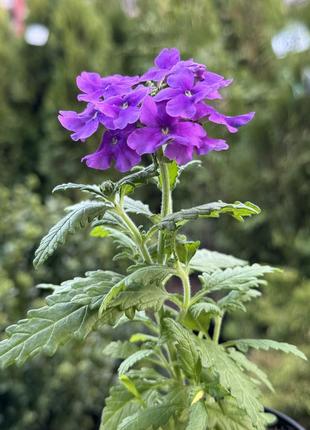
[115,205,153,264]
[176,261,191,314]
[157,156,172,263]
[213,315,223,343]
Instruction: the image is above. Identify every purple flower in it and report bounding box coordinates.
[196,135,229,155]
[58,104,103,141]
[140,48,180,82]
[77,72,139,103]
[96,86,148,130]
[127,96,206,164]
[82,126,140,172]
[203,106,255,133]
[154,69,217,119]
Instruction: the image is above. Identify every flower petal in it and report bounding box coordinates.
[153,88,180,102]
[127,127,163,155]
[164,139,195,164]
[197,136,229,155]
[154,48,180,69]
[206,107,255,133]
[140,96,159,127]
[167,69,195,90]
[166,94,196,119]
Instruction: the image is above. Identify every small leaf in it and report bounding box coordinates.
[191,389,205,405]
[90,226,110,237]
[118,387,188,430]
[103,341,138,359]
[190,249,247,273]
[199,264,276,294]
[176,239,200,264]
[123,196,153,217]
[186,401,208,430]
[230,339,307,360]
[129,333,158,343]
[119,375,143,401]
[34,201,110,267]
[53,182,104,197]
[118,349,154,375]
[99,265,174,314]
[163,318,201,382]
[157,201,261,231]
[190,302,222,318]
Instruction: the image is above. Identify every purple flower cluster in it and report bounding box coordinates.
[59,48,255,172]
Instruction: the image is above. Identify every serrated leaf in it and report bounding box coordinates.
[207,400,257,430]
[115,164,158,195]
[186,401,208,430]
[118,387,188,430]
[34,201,110,267]
[190,303,222,322]
[230,339,307,360]
[103,341,138,359]
[0,271,120,368]
[100,381,156,430]
[190,249,247,273]
[163,319,201,382]
[218,289,261,312]
[99,265,175,314]
[176,240,200,264]
[156,201,260,231]
[199,264,276,294]
[228,348,274,392]
[110,283,168,312]
[123,196,153,217]
[118,349,154,375]
[198,339,266,429]
[53,182,104,197]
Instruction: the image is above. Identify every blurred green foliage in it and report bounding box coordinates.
[0,0,309,428]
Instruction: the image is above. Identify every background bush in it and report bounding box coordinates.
[0,0,309,428]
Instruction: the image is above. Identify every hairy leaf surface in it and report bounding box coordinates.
[34,201,110,267]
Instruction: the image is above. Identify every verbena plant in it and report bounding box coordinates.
[0,48,306,430]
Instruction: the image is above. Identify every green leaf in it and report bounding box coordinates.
[230,339,307,360]
[99,265,175,314]
[190,249,247,273]
[186,401,208,430]
[0,271,120,368]
[156,201,261,231]
[118,349,154,375]
[129,333,158,343]
[103,341,138,359]
[176,239,200,264]
[123,196,153,217]
[190,302,222,318]
[163,319,201,381]
[218,289,261,312]
[228,348,274,392]
[207,400,257,430]
[34,200,110,267]
[100,382,153,430]
[110,283,168,312]
[198,339,266,429]
[199,264,276,294]
[52,182,104,198]
[119,375,143,401]
[90,226,110,237]
[118,387,188,430]
[115,164,158,195]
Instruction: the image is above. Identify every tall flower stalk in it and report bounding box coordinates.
[0,48,306,430]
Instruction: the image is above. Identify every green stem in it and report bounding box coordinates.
[158,156,172,263]
[176,261,191,314]
[115,205,153,264]
[213,315,223,343]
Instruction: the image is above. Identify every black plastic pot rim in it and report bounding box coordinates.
[265,406,306,430]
